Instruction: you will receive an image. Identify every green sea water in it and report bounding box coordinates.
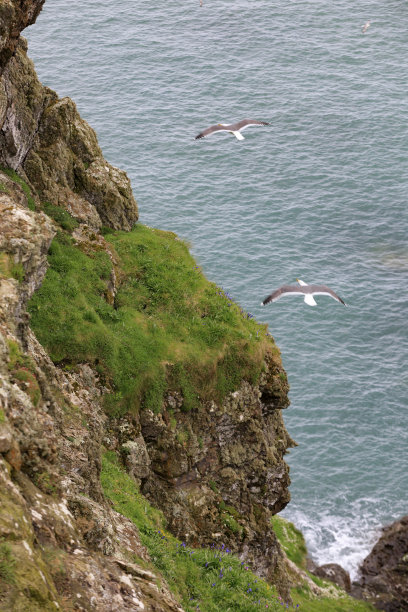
[26,0,408,578]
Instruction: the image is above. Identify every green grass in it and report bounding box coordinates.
[41,202,79,232]
[270,516,308,569]
[101,450,290,611]
[0,167,36,211]
[6,339,36,372]
[28,224,270,415]
[291,585,375,611]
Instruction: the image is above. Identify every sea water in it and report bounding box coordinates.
[26,0,408,578]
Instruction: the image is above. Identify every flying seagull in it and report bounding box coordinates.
[195,119,270,141]
[261,279,346,307]
[361,20,371,33]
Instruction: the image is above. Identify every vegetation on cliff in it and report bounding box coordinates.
[102,449,287,611]
[28,219,274,416]
[102,450,374,612]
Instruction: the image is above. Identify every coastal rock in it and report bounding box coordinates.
[1,38,138,231]
[0,178,182,609]
[352,515,408,611]
[312,562,352,593]
[136,371,295,593]
[0,0,45,75]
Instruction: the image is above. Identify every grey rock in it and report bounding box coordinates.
[352,515,408,611]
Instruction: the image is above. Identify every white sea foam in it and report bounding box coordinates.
[282,499,390,580]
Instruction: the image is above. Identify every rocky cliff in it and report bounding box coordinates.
[0,3,301,610]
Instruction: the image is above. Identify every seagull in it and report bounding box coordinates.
[361,20,371,33]
[195,119,270,141]
[261,279,346,307]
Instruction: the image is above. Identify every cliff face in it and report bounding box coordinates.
[0,0,45,75]
[0,3,298,610]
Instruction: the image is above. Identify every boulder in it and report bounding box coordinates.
[313,562,351,592]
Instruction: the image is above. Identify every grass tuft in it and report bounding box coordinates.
[0,252,25,283]
[42,202,79,232]
[1,167,36,211]
[271,516,308,569]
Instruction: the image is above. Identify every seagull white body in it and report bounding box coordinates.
[261,279,346,307]
[195,119,270,140]
[361,20,371,33]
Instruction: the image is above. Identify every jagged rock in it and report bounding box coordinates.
[0,38,138,230]
[0,0,45,75]
[0,37,50,168]
[0,423,13,453]
[135,376,295,594]
[352,516,408,611]
[312,562,352,592]
[121,436,151,485]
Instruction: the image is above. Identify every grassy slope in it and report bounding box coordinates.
[29,221,271,415]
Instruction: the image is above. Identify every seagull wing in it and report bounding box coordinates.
[309,285,346,305]
[261,285,307,305]
[195,124,229,139]
[234,119,270,131]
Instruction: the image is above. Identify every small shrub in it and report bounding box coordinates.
[12,367,41,406]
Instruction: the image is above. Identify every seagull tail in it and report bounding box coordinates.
[232,131,245,141]
[304,294,317,306]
